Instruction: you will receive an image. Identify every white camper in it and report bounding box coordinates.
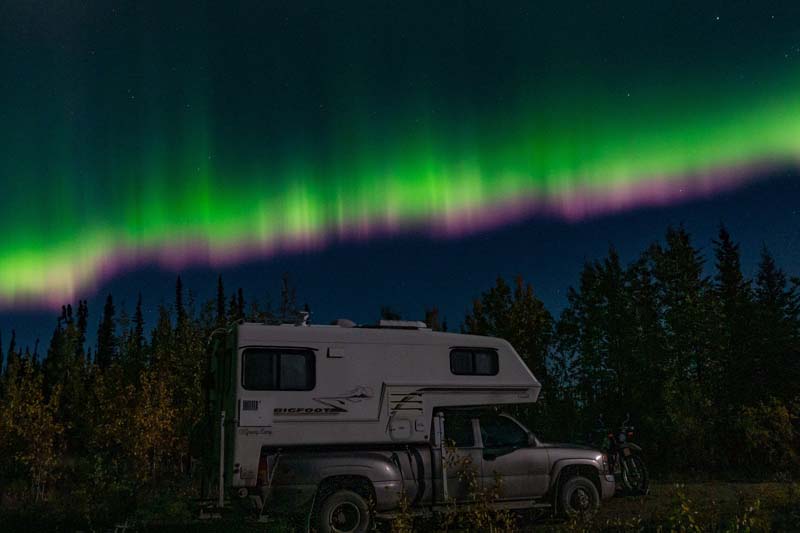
[209,319,541,489]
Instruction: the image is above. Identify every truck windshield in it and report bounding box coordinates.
[480,414,528,449]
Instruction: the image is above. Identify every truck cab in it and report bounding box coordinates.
[441,409,615,510]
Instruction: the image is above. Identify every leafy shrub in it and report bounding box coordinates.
[737,399,800,475]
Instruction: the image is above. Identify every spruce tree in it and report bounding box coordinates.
[712,225,753,406]
[464,275,553,428]
[216,275,226,326]
[96,294,117,369]
[424,306,442,331]
[227,294,239,322]
[175,276,186,326]
[280,273,296,320]
[651,226,718,470]
[134,293,145,352]
[44,320,67,394]
[76,300,88,360]
[237,288,245,320]
[653,226,711,386]
[754,246,800,402]
[6,329,18,374]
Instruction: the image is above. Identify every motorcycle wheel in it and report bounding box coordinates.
[621,454,649,495]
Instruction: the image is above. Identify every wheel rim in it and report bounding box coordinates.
[329,501,362,533]
[624,457,644,489]
[569,487,592,512]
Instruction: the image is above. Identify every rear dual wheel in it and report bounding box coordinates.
[317,490,372,533]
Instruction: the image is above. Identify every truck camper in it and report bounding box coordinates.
[206,318,614,531]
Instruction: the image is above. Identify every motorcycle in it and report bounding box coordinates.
[595,414,649,495]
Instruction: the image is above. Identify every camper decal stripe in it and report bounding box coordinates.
[273,386,375,416]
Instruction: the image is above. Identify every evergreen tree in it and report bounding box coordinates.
[134,293,145,352]
[237,288,245,320]
[625,251,668,440]
[118,293,147,382]
[653,226,712,385]
[652,226,722,469]
[280,273,297,320]
[712,225,754,406]
[424,306,442,331]
[44,319,67,395]
[754,246,800,402]
[95,294,117,369]
[557,261,605,416]
[227,294,239,322]
[8,328,16,360]
[175,276,186,326]
[6,329,18,377]
[464,275,553,427]
[76,300,88,360]
[216,275,226,326]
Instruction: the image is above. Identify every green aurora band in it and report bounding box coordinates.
[1,22,799,307]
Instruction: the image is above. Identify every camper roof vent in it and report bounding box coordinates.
[378,320,428,329]
[335,318,357,328]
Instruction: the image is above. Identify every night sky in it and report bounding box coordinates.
[1,2,798,350]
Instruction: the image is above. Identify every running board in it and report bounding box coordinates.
[374,499,551,520]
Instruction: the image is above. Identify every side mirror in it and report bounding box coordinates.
[528,433,536,447]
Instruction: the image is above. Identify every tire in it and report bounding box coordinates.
[558,475,600,518]
[316,489,372,533]
[621,454,649,495]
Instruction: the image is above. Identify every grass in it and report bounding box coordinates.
[525,482,800,532]
[2,482,798,532]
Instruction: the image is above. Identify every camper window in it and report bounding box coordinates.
[242,348,315,391]
[449,349,498,376]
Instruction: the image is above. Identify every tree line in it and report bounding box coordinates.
[0,225,798,527]
[463,226,800,476]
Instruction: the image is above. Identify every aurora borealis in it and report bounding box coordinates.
[1,2,799,308]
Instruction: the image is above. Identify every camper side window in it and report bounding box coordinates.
[449,349,498,376]
[242,348,315,391]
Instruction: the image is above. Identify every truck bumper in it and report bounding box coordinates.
[599,474,616,500]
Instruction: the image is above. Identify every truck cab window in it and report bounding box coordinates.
[443,413,475,447]
[479,414,528,449]
[243,348,315,391]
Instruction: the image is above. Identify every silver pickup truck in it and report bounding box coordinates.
[260,409,615,532]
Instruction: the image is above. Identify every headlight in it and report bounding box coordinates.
[601,453,610,474]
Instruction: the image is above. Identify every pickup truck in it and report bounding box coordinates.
[257,410,615,532]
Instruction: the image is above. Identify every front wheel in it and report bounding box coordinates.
[558,476,600,518]
[316,489,372,533]
[621,454,649,495]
